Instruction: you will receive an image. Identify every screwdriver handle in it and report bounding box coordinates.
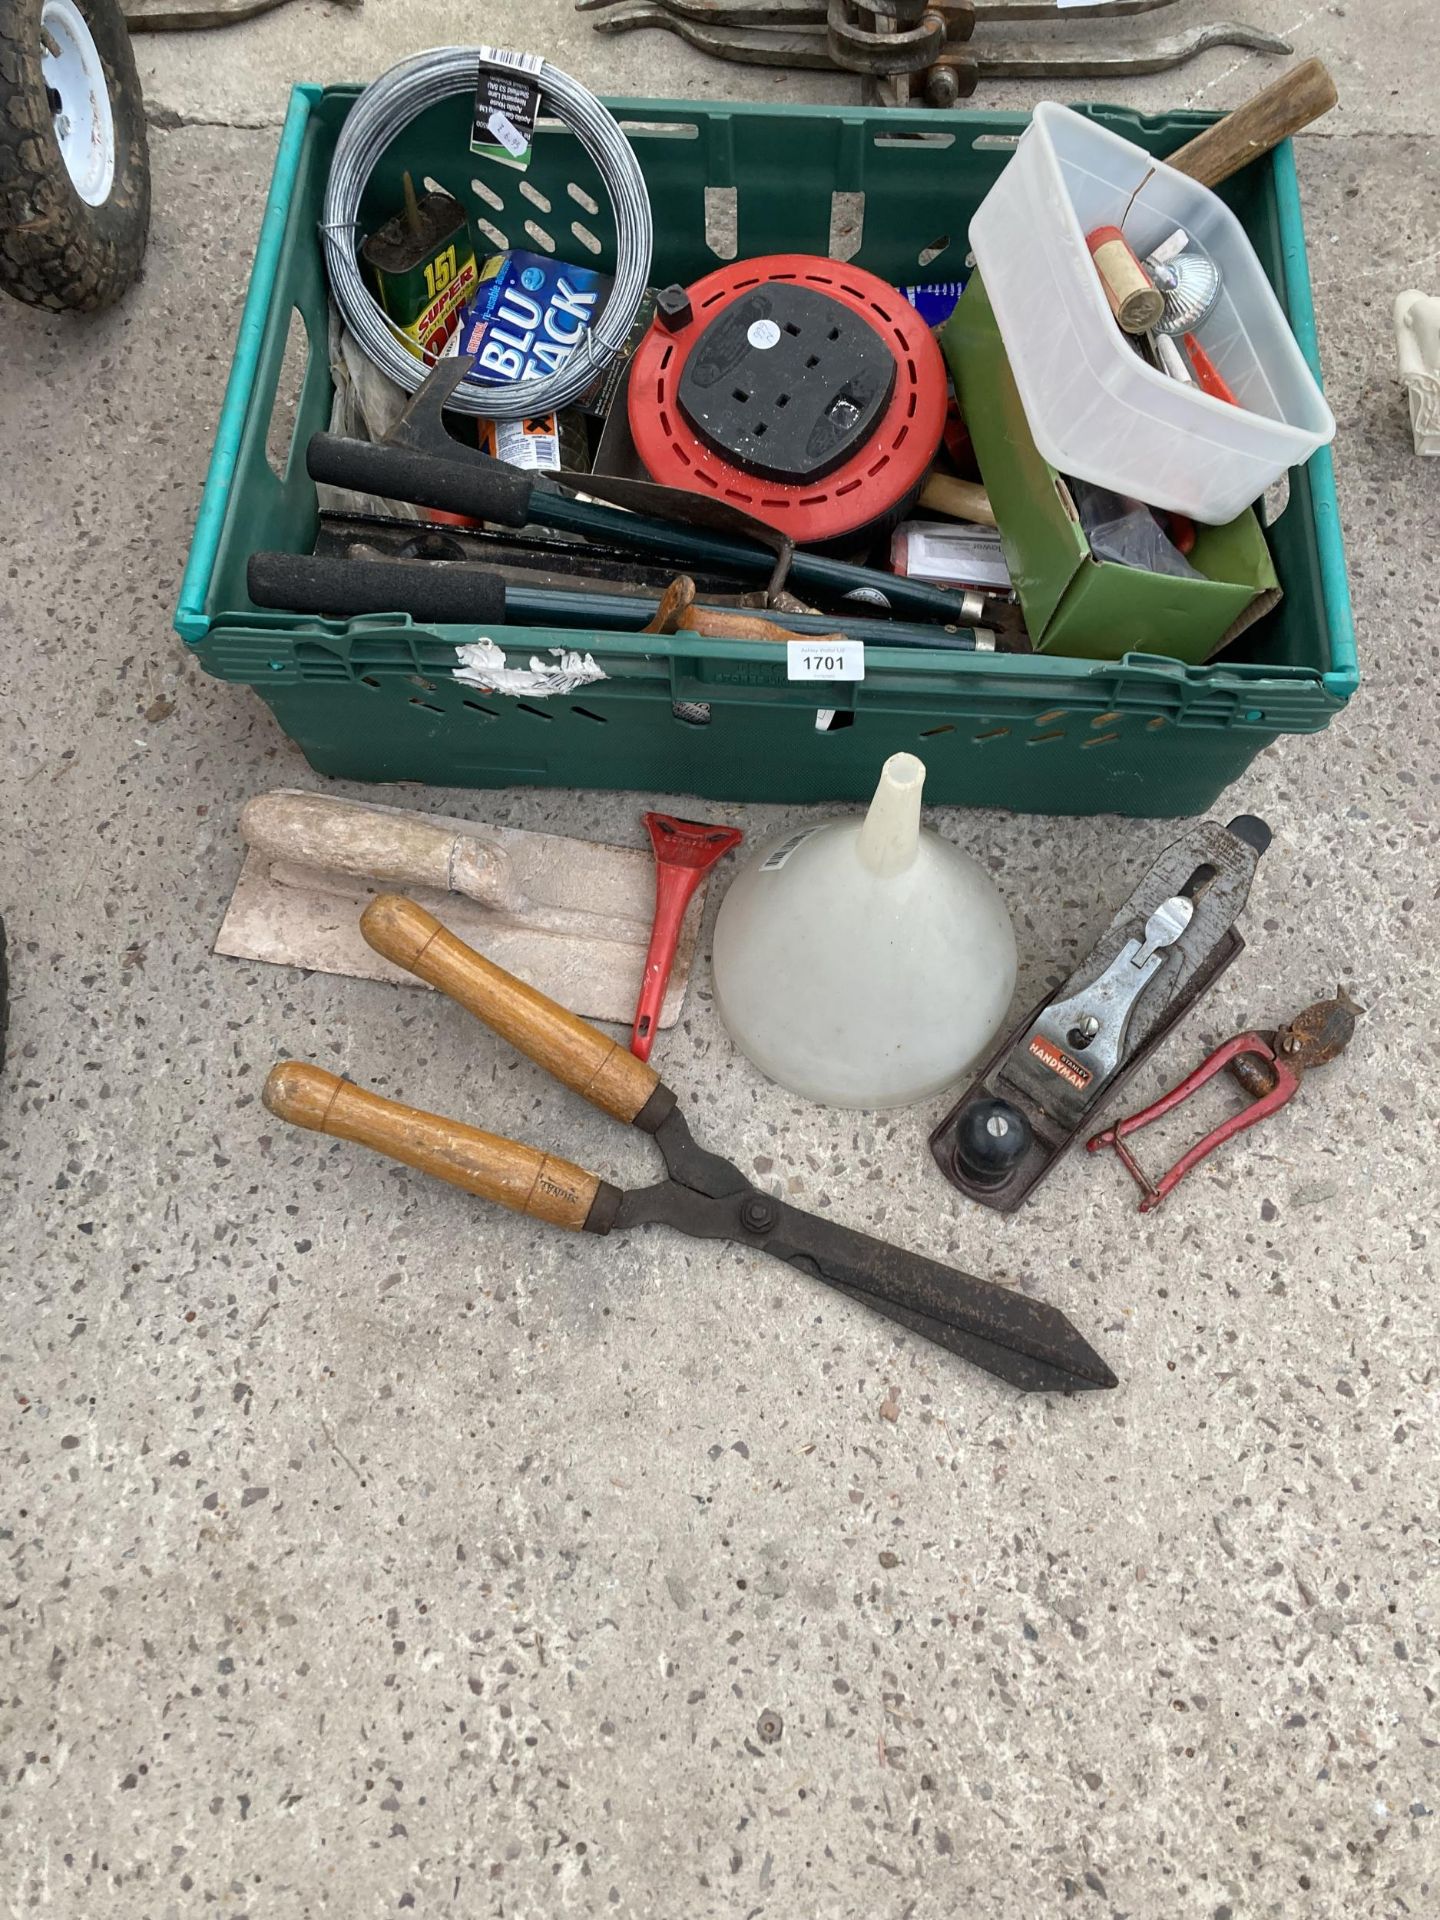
[1166,58,1338,188]
[262,1062,618,1232]
[360,895,665,1126]
[306,431,536,527]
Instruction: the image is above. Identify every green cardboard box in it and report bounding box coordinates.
[940,275,1282,664]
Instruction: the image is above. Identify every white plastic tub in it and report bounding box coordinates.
[969,103,1336,525]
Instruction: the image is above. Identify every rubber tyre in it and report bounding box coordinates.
[0,0,149,312]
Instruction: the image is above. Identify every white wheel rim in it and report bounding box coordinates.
[41,0,116,207]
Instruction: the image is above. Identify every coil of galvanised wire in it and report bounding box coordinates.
[321,46,653,420]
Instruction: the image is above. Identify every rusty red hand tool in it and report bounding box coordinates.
[631,813,744,1061]
[1087,987,1362,1212]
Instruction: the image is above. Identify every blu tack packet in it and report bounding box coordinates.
[452,250,612,386]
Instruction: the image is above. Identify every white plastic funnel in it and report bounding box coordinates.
[711,754,1017,1109]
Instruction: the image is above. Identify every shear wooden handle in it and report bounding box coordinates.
[1167,59,1338,188]
[263,1062,612,1232]
[360,895,663,1126]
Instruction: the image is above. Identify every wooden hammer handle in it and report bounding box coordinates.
[919,473,996,528]
[645,578,846,647]
[360,895,662,1126]
[688,609,846,646]
[262,1063,612,1232]
[1167,59,1338,188]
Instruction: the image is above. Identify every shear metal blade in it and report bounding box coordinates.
[616,1178,1116,1392]
[762,1202,1117,1391]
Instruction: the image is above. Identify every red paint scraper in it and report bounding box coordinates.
[632,813,744,1061]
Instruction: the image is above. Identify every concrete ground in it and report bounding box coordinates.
[2,3,1437,1916]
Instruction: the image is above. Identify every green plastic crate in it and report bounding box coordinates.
[176,84,1357,817]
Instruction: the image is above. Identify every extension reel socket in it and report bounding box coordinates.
[628,255,948,547]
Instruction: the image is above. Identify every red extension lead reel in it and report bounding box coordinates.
[626,255,949,550]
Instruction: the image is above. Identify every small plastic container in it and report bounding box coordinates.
[969,102,1336,525]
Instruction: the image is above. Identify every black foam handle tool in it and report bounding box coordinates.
[306,432,535,529]
[248,552,508,624]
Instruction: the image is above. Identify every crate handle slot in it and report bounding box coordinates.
[617,121,699,140]
[263,303,312,483]
[874,130,956,151]
[704,186,738,262]
[1262,473,1292,525]
[828,192,865,265]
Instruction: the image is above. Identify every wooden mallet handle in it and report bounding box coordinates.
[360,895,663,1126]
[1167,59,1338,189]
[263,1062,612,1232]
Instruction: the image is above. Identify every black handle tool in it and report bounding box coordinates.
[246,550,994,650]
[304,353,998,627]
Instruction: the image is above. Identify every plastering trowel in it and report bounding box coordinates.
[216,791,707,1027]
